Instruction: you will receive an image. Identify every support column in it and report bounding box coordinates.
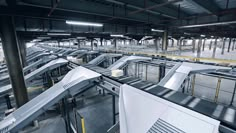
[91,39,93,50]
[221,38,226,55]
[197,38,202,58]
[212,38,217,58]
[100,38,103,46]
[202,38,206,51]
[232,39,235,51]
[171,39,174,47]
[162,30,168,52]
[77,40,80,49]
[154,38,158,52]
[192,38,196,53]
[178,38,182,55]
[0,16,28,107]
[228,38,232,52]
[209,39,213,50]
[114,39,117,51]
[18,39,27,67]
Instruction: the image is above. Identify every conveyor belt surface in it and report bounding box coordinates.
[147,86,236,130]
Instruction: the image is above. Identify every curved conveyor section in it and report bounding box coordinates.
[0,66,101,133]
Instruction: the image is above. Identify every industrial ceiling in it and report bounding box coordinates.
[0,0,236,39]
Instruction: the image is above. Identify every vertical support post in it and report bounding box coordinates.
[159,63,166,82]
[232,39,235,51]
[228,38,232,52]
[91,39,93,50]
[162,30,168,52]
[0,16,28,107]
[212,38,217,58]
[221,38,226,55]
[209,39,213,50]
[192,38,195,53]
[202,38,206,51]
[112,88,116,125]
[171,39,174,47]
[154,38,158,52]
[197,38,202,58]
[18,39,27,67]
[214,78,221,103]
[230,82,236,105]
[100,38,103,46]
[145,64,148,81]
[4,94,13,109]
[179,38,182,55]
[114,39,117,51]
[191,74,196,96]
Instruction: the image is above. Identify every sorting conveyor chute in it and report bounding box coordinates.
[27,52,51,63]
[25,58,68,84]
[0,58,68,96]
[108,55,151,70]
[158,62,231,91]
[88,53,122,66]
[0,66,101,133]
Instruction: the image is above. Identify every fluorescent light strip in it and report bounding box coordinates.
[111,34,124,37]
[47,33,71,36]
[179,21,236,28]
[66,20,103,27]
[151,29,164,32]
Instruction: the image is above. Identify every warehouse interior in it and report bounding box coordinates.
[0,0,236,133]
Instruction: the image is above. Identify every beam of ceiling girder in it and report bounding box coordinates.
[129,0,182,15]
[186,0,220,15]
[178,21,236,28]
[16,1,164,25]
[104,0,184,19]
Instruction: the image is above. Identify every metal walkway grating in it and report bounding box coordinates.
[147,119,185,133]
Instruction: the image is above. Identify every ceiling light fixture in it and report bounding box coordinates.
[47,33,71,36]
[66,20,103,27]
[179,21,236,28]
[151,29,165,32]
[111,34,124,37]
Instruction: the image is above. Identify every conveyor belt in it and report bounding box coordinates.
[147,85,236,131]
[25,58,68,83]
[27,52,50,63]
[108,56,151,70]
[88,53,122,66]
[0,66,101,132]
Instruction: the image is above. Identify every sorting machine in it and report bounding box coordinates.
[0,46,236,133]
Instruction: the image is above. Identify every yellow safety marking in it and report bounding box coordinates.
[214,78,222,103]
[106,49,236,64]
[81,118,86,133]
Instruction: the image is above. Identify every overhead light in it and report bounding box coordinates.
[184,32,191,35]
[66,20,103,27]
[200,34,206,37]
[179,21,236,28]
[111,34,124,37]
[47,33,71,36]
[211,36,214,38]
[37,37,51,39]
[151,29,164,32]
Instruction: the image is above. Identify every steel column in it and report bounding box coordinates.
[232,39,235,51]
[197,38,202,58]
[0,16,28,107]
[202,38,206,51]
[221,38,226,55]
[162,30,168,52]
[228,38,232,52]
[18,39,27,67]
[212,38,217,58]
[192,38,195,53]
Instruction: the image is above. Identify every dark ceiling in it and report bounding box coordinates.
[0,0,236,39]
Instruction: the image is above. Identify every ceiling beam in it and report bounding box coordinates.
[186,0,220,15]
